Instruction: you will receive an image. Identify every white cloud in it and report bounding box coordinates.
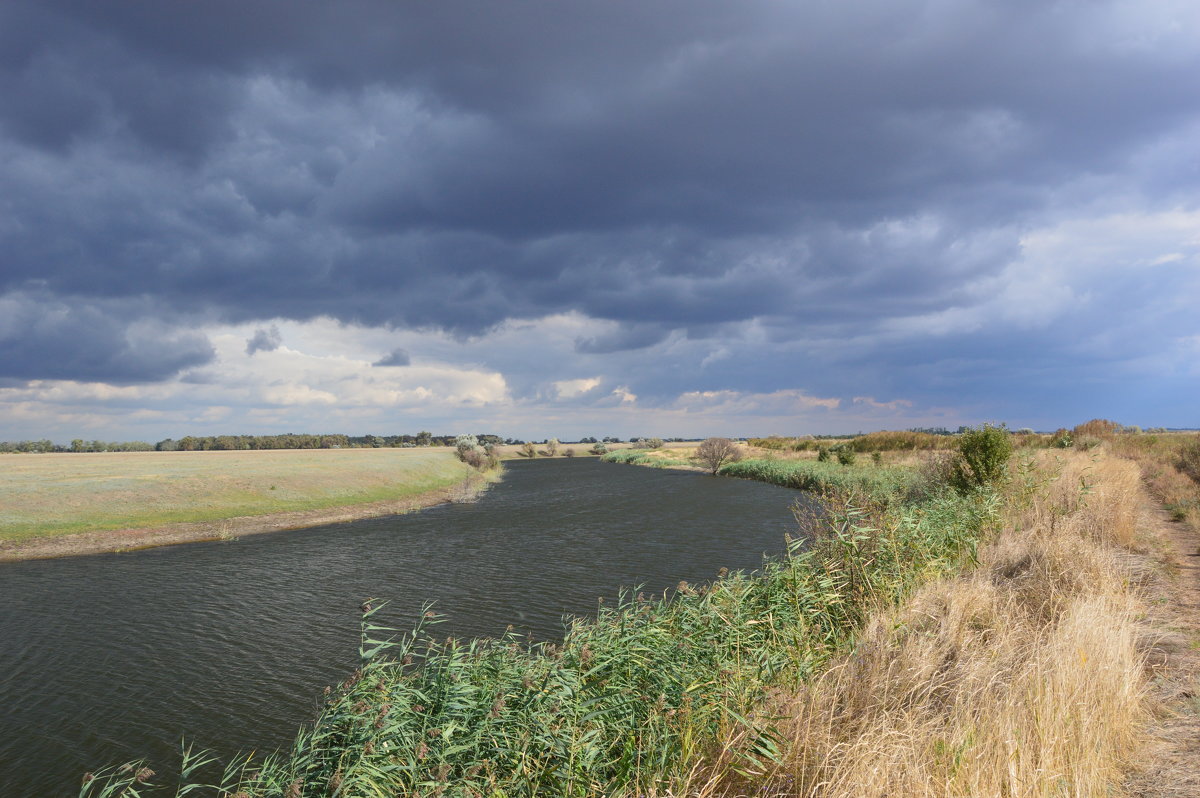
[553,377,602,398]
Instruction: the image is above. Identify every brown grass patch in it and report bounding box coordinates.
[677,452,1154,798]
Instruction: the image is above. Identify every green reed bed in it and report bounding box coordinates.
[719,458,923,505]
[82,482,996,798]
[601,450,694,469]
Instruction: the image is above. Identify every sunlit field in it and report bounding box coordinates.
[0,447,472,543]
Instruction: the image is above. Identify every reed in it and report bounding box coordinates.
[719,458,924,504]
[602,449,694,469]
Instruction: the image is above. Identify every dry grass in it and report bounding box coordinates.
[0,447,472,542]
[1108,432,1200,528]
[677,451,1153,798]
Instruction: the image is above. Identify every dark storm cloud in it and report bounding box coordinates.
[0,293,214,383]
[245,325,282,355]
[2,0,1198,398]
[373,348,410,367]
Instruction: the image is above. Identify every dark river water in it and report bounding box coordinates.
[0,458,809,797]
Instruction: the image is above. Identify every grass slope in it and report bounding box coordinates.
[0,448,472,542]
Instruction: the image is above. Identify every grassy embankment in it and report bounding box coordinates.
[83,430,1163,796]
[0,448,485,548]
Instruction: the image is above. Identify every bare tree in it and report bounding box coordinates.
[694,437,743,474]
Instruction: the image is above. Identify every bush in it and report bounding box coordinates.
[1179,438,1200,484]
[1050,428,1073,449]
[589,442,608,455]
[646,437,664,450]
[460,449,486,469]
[564,448,576,458]
[520,442,537,458]
[694,438,743,475]
[817,446,831,463]
[1072,419,1121,438]
[835,447,856,466]
[949,424,1013,494]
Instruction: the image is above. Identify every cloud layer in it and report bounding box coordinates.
[2,1,1198,438]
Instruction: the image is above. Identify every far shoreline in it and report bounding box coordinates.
[0,471,498,563]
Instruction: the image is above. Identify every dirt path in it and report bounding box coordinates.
[1126,502,1200,797]
[0,473,493,563]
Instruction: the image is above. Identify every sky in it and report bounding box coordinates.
[1,0,1198,442]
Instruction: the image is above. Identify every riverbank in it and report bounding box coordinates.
[0,448,497,562]
[77,435,1195,796]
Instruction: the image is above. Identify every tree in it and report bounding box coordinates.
[544,438,559,456]
[415,430,433,447]
[694,437,743,475]
[521,441,537,458]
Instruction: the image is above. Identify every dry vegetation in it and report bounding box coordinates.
[0,447,474,544]
[682,450,1154,798]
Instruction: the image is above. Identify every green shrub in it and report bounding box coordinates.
[835,447,856,466]
[817,446,831,463]
[949,424,1013,494]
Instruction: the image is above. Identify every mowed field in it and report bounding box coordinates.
[0,448,472,543]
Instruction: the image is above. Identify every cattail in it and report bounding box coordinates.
[134,767,155,783]
[489,696,506,718]
[285,780,302,798]
[717,566,729,578]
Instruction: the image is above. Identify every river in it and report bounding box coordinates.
[0,457,809,796]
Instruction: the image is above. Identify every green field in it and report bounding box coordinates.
[0,448,473,542]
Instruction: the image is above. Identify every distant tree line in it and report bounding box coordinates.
[0,432,512,453]
[155,432,509,451]
[0,439,155,453]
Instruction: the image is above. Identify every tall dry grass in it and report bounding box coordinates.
[683,451,1152,798]
[1108,432,1200,526]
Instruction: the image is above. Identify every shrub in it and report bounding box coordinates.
[871,452,883,465]
[545,438,559,457]
[1050,428,1073,449]
[460,449,486,469]
[835,447,856,466]
[564,448,576,458]
[1178,438,1200,484]
[694,437,743,475]
[817,446,831,463]
[589,442,608,455]
[520,442,537,458]
[646,437,664,450]
[1072,418,1121,438]
[949,424,1013,494]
